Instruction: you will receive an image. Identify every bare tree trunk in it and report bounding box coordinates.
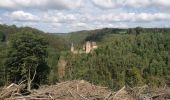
[27,65,37,91]
[27,66,31,91]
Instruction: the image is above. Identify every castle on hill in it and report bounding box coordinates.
[71,41,98,54]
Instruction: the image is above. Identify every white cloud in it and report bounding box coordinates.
[38,12,170,32]
[43,13,77,23]
[0,0,17,9]
[0,0,82,10]
[91,13,170,22]
[2,0,170,11]
[3,10,170,33]
[41,12,170,25]
[10,11,40,22]
[51,23,62,27]
[21,22,37,26]
[92,0,120,8]
[152,0,170,8]
[96,13,134,22]
[124,0,150,8]
[73,22,88,28]
[95,22,128,29]
[135,13,170,22]
[92,0,170,9]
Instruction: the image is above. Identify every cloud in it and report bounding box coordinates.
[1,0,170,33]
[37,12,170,32]
[73,22,88,28]
[91,13,170,22]
[152,0,170,8]
[9,11,40,22]
[0,0,82,10]
[41,12,170,24]
[5,0,170,10]
[92,0,120,9]
[91,0,170,9]
[51,23,62,27]
[0,0,17,10]
[3,10,170,33]
[135,13,170,22]
[124,0,150,8]
[95,22,128,29]
[43,13,77,23]
[92,0,150,9]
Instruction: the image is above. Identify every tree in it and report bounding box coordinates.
[0,32,6,42]
[5,31,48,91]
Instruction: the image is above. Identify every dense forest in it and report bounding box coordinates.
[65,32,170,90]
[0,24,169,91]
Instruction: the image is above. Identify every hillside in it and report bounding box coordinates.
[64,32,170,89]
[64,28,126,46]
[0,24,170,94]
[0,24,68,85]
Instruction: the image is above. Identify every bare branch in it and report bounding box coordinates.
[31,64,38,83]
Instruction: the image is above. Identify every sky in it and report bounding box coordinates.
[0,0,170,33]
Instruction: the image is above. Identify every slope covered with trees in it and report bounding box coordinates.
[0,24,170,91]
[64,31,170,90]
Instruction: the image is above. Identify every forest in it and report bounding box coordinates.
[0,24,169,92]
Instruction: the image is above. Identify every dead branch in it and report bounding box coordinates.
[113,86,125,100]
[104,92,112,100]
[1,80,170,100]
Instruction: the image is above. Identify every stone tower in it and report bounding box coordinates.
[71,43,74,52]
[85,41,91,53]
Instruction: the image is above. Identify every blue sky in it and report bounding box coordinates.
[0,0,170,33]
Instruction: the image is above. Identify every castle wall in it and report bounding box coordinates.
[71,41,97,54]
